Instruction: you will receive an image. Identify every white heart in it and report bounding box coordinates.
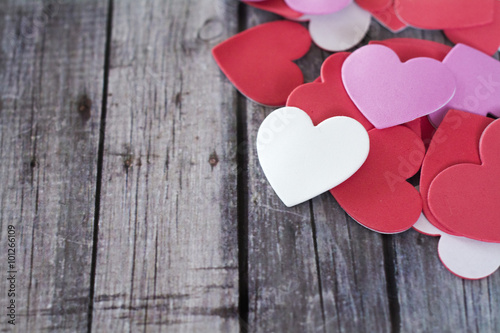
[257,107,370,207]
[306,3,371,52]
[413,213,500,279]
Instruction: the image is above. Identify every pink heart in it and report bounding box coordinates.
[285,0,352,15]
[342,45,456,129]
[428,44,500,127]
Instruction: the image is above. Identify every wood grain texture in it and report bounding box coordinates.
[1,1,499,332]
[392,230,500,333]
[0,0,107,331]
[242,8,324,332]
[245,104,325,333]
[311,195,392,333]
[242,9,392,332]
[90,1,240,332]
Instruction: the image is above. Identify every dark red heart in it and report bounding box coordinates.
[331,126,425,233]
[420,110,493,235]
[429,118,500,243]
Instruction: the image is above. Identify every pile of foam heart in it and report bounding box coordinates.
[213,35,500,278]
[242,0,500,55]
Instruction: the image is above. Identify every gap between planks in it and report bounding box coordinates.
[88,0,114,332]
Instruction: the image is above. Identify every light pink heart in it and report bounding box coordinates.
[429,44,500,127]
[342,44,456,129]
[285,0,352,15]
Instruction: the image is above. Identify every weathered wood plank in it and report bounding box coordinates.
[242,8,325,332]
[311,195,392,332]
[243,8,393,332]
[0,0,108,331]
[245,105,325,333]
[91,1,240,332]
[393,229,500,332]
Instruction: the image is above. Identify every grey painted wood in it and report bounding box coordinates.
[394,229,500,333]
[242,8,325,333]
[245,102,326,333]
[90,1,240,332]
[311,195,392,333]
[243,8,392,333]
[0,0,108,332]
[1,1,499,332]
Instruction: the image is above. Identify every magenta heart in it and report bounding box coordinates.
[285,0,352,15]
[342,44,457,129]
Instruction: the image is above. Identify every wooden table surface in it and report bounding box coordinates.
[1,1,499,332]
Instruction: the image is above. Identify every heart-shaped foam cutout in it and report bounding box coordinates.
[370,1,407,32]
[287,52,374,130]
[355,0,390,12]
[331,126,424,234]
[394,0,495,29]
[243,0,303,19]
[403,116,436,149]
[413,213,500,280]
[369,38,451,147]
[429,44,500,127]
[429,119,500,243]
[285,0,352,15]
[367,38,448,145]
[342,44,456,129]
[420,110,493,235]
[444,1,500,56]
[369,38,452,62]
[306,3,371,52]
[212,21,311,106]
[257,107,369,207]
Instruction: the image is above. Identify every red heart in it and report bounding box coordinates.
[355,0,391,12]
[331,126,425,233]
[370,1,407,32]
[288,51,423,233]
[403,116,436,149]
[212,21,311,106]
[394,0,495,29]
[429,118,500,243]
[444,1,500,56]
[243,0,303,19]
[369,38,452,62]
[286,52,374,130]
[420,110,493,235]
